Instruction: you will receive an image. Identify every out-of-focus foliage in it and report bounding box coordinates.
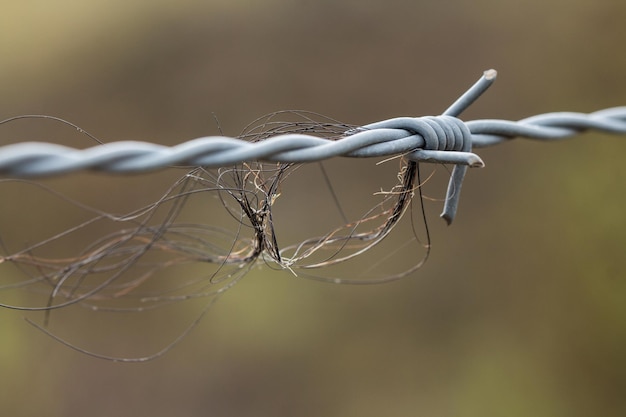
[1,1,625,416]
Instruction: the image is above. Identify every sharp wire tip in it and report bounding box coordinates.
[484,69,498,80]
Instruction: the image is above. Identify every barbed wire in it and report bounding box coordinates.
[1,69,625,361]
[1,70,625,225]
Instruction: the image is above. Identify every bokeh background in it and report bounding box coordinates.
[1,1,625,416]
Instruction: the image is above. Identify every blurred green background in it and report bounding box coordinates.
[1,0,625,416]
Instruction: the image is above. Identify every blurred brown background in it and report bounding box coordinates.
[1,1,625,416]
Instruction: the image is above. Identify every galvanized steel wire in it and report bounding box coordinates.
[1,69,625,223]
[1,107,624,173]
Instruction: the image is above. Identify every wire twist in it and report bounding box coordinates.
[1,70,625,224]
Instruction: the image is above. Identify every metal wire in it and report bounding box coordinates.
[1,70,625,223]
[3,106,624,174]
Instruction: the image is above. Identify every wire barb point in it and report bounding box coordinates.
[439,70,497,224]
[483,69,498,80]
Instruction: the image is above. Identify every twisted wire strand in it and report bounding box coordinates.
[469,107,626,148]
[1,107,624,177]
[1,70,625,225]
